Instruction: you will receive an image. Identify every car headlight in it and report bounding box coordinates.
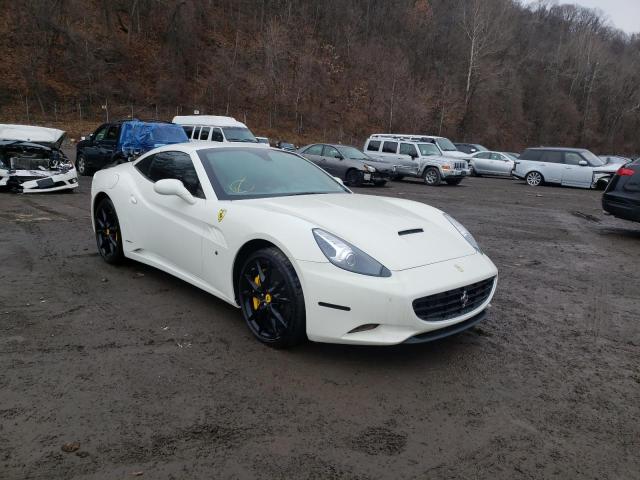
[313,229,391,277]
[442,164,451,170]
[444,213,481,253]
[363,164,376,173]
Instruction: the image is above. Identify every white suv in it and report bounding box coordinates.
[172,115,263,145]
[363,134,470,185]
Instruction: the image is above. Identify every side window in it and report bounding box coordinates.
[476,152,491,159]
[305,144,324,155]
[366,140,381,152]
[541,151,563,163]
[94,125,109,141]
[399,143,418,157]
[521,149,543,161]
[182,126,194,139]
[134,154,155,178]
[192,126,201,140]
[490,153,503,160]
[211,128,224,142]
[137,151,205,198]
[199,127,211,141]
[564,152,583,165]
[323,146,340,158]
[105,125,119,141]
[382,141,398,154]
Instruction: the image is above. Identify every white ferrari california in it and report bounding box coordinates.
[91,143,498,347]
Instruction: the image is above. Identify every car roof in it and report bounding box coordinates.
[145,142,281,155]
[525,147,590,152]
[369,134,445,141]
[172,115,247,128]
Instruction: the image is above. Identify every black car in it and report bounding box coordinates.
[602,158,640,223]
[75,120,187,175]
[454,143,488,154]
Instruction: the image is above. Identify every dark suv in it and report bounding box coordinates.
[602,158,640,223]
[76,120,187,175]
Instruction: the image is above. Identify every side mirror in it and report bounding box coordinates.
[153,178,197,205]
[81,136,86,141]
[410,153,418,159]
[579,160,588,166]
[335,154,344,160]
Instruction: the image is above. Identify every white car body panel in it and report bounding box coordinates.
[0,124,65,144]
[91,144,497,345]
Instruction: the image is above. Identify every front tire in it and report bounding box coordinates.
[238,247,306,348]
[94,197,124,264]
[423,167,441,186]
[345,169,363,187]
[525,171,544,187]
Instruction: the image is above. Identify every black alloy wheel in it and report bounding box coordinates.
[94,197,124,264]
[238,247,306,348]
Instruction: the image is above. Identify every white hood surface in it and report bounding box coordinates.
[243,193,477,271]
[0,124,65,144]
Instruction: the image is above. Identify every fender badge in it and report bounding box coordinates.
[454,264,464,272]
[217,209,227,223]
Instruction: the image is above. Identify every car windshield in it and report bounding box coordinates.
[221,127,258,143]
[198,148,349,200]
[417,143,441,156]
[474,145,488,152]
[338,146,368,160]
[581,150,604,166]
[436,138,458,152]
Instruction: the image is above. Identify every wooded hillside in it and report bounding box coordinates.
[1,0,639,153]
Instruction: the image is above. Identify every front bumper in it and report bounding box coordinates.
[1,168,79,193]
[297,252,498,345]
[602,194,640,222]
[441,168,469,179]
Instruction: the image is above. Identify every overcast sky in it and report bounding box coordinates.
[526,1,640,33]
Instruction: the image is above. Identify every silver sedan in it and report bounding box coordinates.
[469,151,517,177]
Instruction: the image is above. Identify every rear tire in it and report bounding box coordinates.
[238,247,306,348]
[423,167,441,186]
[76,154,92,176]
[525,171,544,187]
[94,197,124,264]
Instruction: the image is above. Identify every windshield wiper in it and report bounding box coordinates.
[281,191,334,197]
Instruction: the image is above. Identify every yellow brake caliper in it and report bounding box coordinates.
[252,275,261,310]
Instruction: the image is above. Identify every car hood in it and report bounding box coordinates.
[242,193,477,271]
[0,124,65,146]
[441,151,468,159]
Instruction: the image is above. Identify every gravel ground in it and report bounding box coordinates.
[1,165,639,479]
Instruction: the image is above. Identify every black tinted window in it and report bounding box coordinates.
[541,151,563,163]
[211,128,224,142]
[382,141,398,153]
[399,143,418,156]
[105,125,119,141]
[199,127,211,140]
[182,126,194,138]
[93,125,109,141]
[367,140,381,152]
[135,151,204,198]
[521,149,543,161]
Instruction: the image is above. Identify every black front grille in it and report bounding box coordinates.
[413,277,495,322]
[455,162,467,170]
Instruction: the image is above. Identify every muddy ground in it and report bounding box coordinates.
[1,164,639,479]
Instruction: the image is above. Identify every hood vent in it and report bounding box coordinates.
[398,228,424,236]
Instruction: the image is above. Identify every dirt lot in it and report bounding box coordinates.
[1,167,639,479]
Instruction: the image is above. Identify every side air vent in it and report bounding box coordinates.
[398,228,424,236]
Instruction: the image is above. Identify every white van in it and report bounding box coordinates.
[364,134,469,185]
[172,115,261,144]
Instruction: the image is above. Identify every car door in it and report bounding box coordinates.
[300,144,326,169]
[96,124,120,164]
[321,145,343,176]
[537,151,563,183]
[495,153,515,175]
[82,124,109,165]
[561,152,593,187]
[130,151,209,278]
[398,143,421,176]
[472,152,492,174]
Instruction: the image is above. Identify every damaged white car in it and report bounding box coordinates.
[0,124,78,193]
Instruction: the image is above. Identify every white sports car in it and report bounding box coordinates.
[91,143,498,347]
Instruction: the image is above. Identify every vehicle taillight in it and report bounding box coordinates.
[617,167,635,176]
